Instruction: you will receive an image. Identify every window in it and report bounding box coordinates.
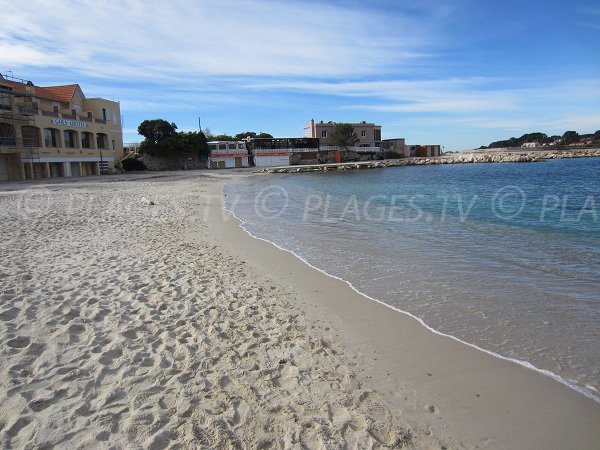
[361,130,366,137]
[0,95,11,111]
[43,128,59,147]
[101,108,107,121]
[321,130,327,138]
[112,111,117,124]
[218,143,227,150]
[228,143,237,150]
[112,139,115,151]
[0,123,16,145]
[81,132,94,149]
[96,133,108,149]
[63,130,77,148]
[22,126,41,147]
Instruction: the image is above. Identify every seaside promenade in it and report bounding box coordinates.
[0,170,598,448]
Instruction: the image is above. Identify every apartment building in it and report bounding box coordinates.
[304,119,382,149]
[0,73,124,181]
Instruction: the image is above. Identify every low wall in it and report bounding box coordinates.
[139,153,207,171]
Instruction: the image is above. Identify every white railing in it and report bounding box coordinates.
[319,145,382,153]
[253,147,318,153]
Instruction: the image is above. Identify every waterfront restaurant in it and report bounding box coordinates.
[250,137,320,167]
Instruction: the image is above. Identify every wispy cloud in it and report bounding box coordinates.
[0,0,434,79]
[244,77,600,114]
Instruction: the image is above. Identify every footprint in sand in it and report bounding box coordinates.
[68,323,87,341]
[7,336,30,349]
[99,348,123,366]
[0,307,20,321]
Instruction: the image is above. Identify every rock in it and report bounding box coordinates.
[141,197,154,206]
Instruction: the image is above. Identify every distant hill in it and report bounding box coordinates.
[480,130,600,149]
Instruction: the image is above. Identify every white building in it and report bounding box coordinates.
[208,141,250,169]
[251,137,320,167]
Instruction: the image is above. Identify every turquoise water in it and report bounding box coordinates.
[224,158,600,401]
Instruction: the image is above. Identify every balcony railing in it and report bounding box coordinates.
[319,145,382,153]
[18,106,36,115]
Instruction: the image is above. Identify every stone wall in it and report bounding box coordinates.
[139,153,208,171]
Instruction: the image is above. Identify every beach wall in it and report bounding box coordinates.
[259,148,600,173]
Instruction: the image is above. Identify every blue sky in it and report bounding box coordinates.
[1,0,598,150]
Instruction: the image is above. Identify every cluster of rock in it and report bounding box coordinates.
[257,148,600,174]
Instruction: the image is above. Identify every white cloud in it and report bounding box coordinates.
[246,77,600,116]
[0,0,431,79]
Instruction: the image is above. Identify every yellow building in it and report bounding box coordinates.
[0,73,124,181]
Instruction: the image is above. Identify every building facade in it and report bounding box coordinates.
[304,119,382,150]
[208,141,250,169]
[381,138,407,157]
[382,139,441,158]
[0,73,124,181]
[408,144,441,157]
[250,137,320,167]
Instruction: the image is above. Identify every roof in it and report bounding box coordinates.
[0,79,81,103]
[41,84,80,102]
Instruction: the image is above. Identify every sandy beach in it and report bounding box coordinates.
[1,171,599,449]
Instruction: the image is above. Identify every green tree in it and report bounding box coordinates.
[562,131,580,145]
[208,134,236,141]
[332,123,358,149]
[234,131,257,140]
[138,119,208,156]
[138,119,178,145]
[179,131,209,156]
[257,132,273,138]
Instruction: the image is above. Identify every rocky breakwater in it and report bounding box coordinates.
[257,148,600,174]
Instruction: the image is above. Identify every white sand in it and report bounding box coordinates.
[0,172,443,449]
[1,171,599,449]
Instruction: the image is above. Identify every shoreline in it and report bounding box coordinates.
[0,170,599,448]
[222,174,600,404]
[223,190,599,405]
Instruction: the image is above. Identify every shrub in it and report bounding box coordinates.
[122,158,147,171]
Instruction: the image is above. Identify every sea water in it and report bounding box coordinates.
[223,158,600,402]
